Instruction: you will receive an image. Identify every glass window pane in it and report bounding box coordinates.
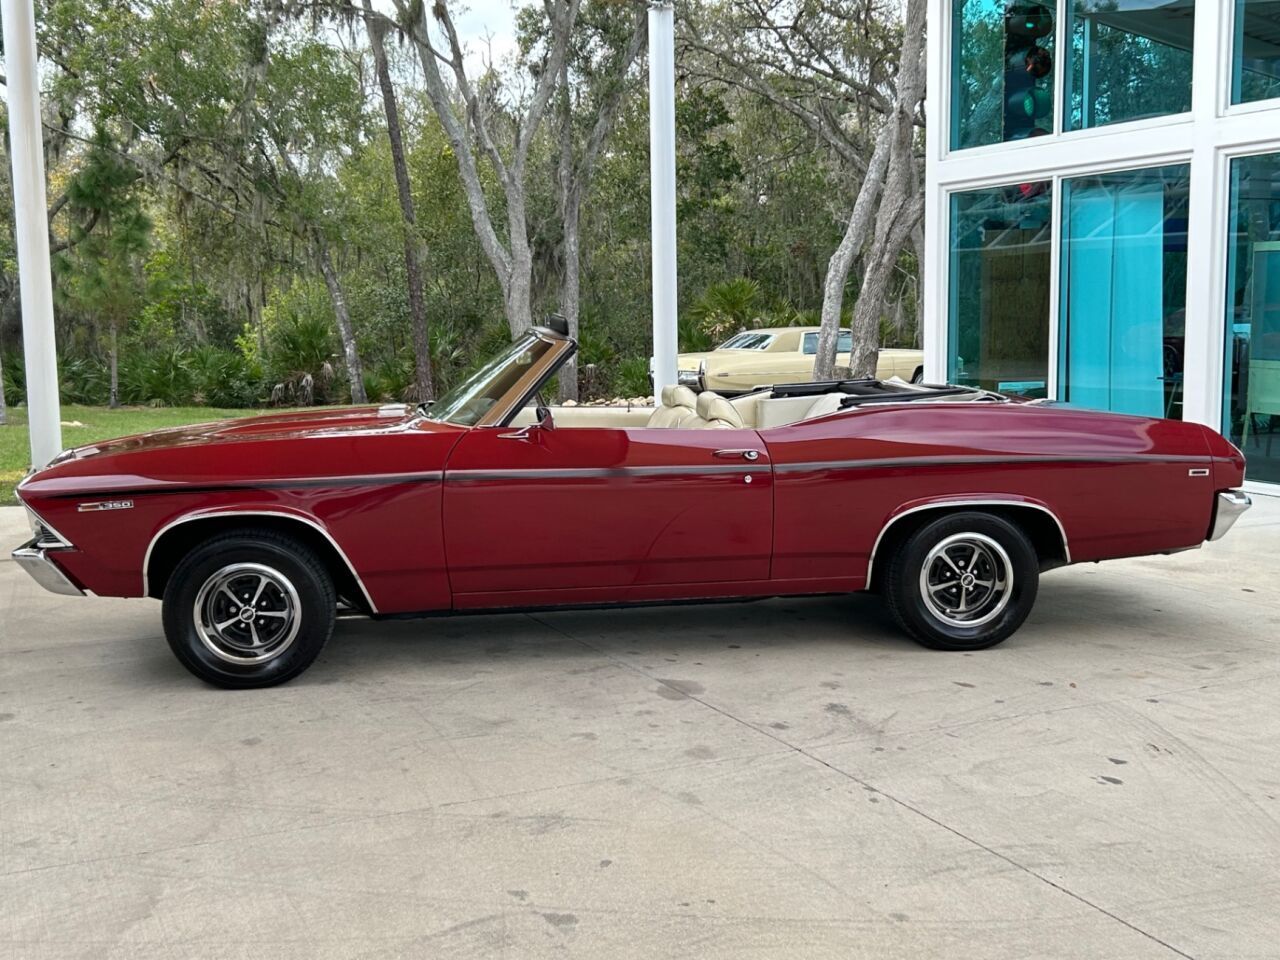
[1065,0,1193,130]
[948,182,1052,397]
[1059,165,1189,419]
[837,330,853,352]
[802,332,818,355]
[1232,0,1280,104]
[1224,152,1280,484]
[951,0,1055,149]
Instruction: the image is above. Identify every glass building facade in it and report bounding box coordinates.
[1224,152,1280,484]
[928,0,1280,489]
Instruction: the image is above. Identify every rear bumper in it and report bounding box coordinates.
[11,540,85,596]
[1208,490,1252,542]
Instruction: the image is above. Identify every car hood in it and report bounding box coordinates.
[17,404,469,502]
[57,405,433,462]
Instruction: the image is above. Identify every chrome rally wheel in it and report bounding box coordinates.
[163,531,335,688]
[918,533,1013,629]
[885,512,1039,651]
[193,563,301,665]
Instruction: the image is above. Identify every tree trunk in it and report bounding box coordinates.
[846,0,928,380]
[313,233,368,405]
[505,197,535,338]
[556,64,580,402]
[813,124,893,381]
[0,347,7,425]
[364,0,435,402]
[109,324,120,409]
[846,204,919,378]
[557,201,582,402]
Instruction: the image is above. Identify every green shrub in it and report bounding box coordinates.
[118,346,195,406]
[615,356,652,398]
[58,353,110,405]
[363,354,414,403]
[684,278,763,349]
[2,349,25,404]
[188,346,264,407]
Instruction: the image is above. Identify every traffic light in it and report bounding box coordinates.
[1004,0,1053,140]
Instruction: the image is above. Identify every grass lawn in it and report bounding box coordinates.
[0,405,271,505]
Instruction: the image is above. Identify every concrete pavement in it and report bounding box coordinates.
[1,499,1278,959]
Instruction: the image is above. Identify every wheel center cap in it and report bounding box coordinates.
[239,607,256,622]
[960,573,975,588]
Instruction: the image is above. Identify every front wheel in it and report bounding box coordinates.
[162,531,336,688]
[883,512,1039,651]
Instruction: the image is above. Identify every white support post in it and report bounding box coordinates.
[921,0,947,383]
[648,1,678,395]
[2,0,62,466]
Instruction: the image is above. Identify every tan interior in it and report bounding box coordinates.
[510,404,655,428]
[512,377,962,431]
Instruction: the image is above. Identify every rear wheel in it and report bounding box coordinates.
[162,531,335,688]
[884,512,1038,651]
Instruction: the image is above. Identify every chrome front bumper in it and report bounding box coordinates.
[1208,489,1252,542]
[11,540,85,596]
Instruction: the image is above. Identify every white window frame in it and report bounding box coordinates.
[925,0,1280,489]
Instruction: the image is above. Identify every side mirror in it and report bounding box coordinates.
[536,403,554,429]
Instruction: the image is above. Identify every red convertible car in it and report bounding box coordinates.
[14,320,1251,687]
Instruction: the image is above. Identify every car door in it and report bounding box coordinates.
[441,420,773,605]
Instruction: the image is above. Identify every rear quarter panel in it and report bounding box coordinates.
[762,402,1215,587]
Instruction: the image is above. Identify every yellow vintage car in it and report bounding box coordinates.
[677,327,924,394]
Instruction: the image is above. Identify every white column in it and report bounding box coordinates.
[2,0,62,466]
[1180,0,1229,431]
[921,0,947,383]
[648,1,678,394]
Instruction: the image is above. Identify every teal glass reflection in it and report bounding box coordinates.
[1224,153,1280,485]
[948,183,1052,396]
[1065,0,1193,130]
[1232,0,1280,104]
[1058,166,1189,419]
[951,0,1055,149]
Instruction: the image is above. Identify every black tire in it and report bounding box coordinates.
[884,512,1038,651]
[162,530,336,688]
[911,366,925,384]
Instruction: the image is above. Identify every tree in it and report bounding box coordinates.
[240,22,373,403]
[548,0,647,400]
[826,0,926,380]
[684,0,926,379]
[55,147,152,407]
[361,0,435,401]
[392,0,581,338]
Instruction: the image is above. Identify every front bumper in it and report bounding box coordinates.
[677,366,705,391]
[11,539,85,596]
[1208,489,1251,542]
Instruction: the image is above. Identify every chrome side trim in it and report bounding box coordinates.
[12,541,85,597]
[447,464,758,482]
[1208,490,1251,542]
[774,454,1210,475]
[864,499,1071,587]
[48,471,445,499]
[142,510,378,613]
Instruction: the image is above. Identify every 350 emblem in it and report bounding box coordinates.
[77,500,134,513]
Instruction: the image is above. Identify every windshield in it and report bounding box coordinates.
[720,332,775,350]
[424,333,556,426]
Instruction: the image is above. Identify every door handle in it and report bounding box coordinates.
[714,449,760,461]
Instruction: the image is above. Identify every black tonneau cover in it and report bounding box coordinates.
[766,378,989,407]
